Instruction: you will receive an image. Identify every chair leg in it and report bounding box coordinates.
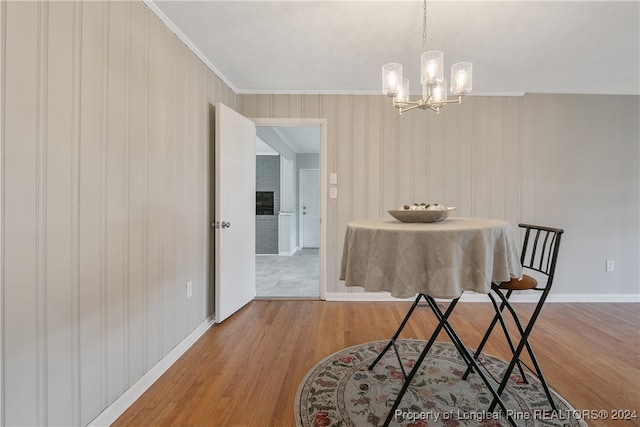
[488,292,529,383]
[522,332,558,411]
[462,289,527,381]
[489,291,558,412]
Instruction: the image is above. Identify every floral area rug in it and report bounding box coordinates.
[295,340,587,427]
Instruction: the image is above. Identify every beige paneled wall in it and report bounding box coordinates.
[0,1,234,425]
[240,95,525,293]
[239,93,639,298]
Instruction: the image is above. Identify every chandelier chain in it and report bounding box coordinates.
[422,0,427,51]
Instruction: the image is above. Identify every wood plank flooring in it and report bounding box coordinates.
[113,301,639,427]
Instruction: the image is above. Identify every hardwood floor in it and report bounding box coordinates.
[113,301,639,427]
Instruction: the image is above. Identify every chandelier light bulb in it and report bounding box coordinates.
[394,78,410,104]
[451,62,473,96]
[456,71,466,86]
[382,63,403,97]
[432,79,448,105]
[421,51,443,85]
[389,72,398,87]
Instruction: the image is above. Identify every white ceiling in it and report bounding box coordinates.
[149,1,640,96]
[256,125,321,154]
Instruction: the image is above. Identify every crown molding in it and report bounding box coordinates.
[142,0,240,94]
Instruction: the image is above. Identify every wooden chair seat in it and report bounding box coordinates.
[494,274,538,291]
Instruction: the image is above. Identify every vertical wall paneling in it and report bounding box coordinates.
[78,1,106,421]
[4,1,39,424]
[397,112,412,206]
[303,94,321,118]
[239,93,639,297]
[105,1,127,404]
[350,96,365,221]
[1,1,237,424]
[0,0,6,423]
[173,43,186,343]
[160,28,177,358]
[321,95,340,292]
[46,2,74,425]
[365,97,381,218]
[145,12,163,370]
[70,1,82,424]
[457,99,474,216]
[127,0,146,385]
[442,106,459,209]
[36,2,48,424]
[381,102,397,216]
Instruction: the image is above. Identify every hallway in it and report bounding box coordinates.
[255,249,319,298]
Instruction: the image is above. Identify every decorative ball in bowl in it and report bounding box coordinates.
[388,203,456,223]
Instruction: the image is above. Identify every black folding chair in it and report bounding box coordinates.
[463,223,564,412]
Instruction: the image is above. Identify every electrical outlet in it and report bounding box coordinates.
[186,281,193,298]
[606,261,614,272]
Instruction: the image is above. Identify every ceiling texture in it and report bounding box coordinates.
[148,1,640,96]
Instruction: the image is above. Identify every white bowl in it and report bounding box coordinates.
[388,207,456,223]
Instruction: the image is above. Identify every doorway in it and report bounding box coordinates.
[252,119,327,299]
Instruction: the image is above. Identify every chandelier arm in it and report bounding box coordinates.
[394,100,421,108]
[399,104,424,114]
[436,96,463,106]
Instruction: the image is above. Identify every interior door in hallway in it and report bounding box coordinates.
[300,169,320,248]
[214,102,256,322]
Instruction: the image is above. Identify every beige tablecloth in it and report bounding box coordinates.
[340,218,522,299]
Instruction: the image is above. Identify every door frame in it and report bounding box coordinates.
[251,118,327,300]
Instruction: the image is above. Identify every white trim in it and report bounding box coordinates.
[142,1,239,93]
[86,315,216,427]
[236,89,527,97]
[279,246,301,256]
[325,292,640,303]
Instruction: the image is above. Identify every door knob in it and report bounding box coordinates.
[221,221,231,229]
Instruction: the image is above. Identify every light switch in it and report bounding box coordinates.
[330,173,338,185]
[330,187,338,199]
[606,260,615,272]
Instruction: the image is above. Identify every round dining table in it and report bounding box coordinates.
[340,217,523,299]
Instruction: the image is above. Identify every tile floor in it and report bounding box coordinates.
[255,248,320,298]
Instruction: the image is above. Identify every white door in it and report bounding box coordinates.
[214,103,256,323]
[300,169,320,248]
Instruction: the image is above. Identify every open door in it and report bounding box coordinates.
[214,103,256,322]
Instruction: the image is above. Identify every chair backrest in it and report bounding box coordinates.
[518,224,564,291]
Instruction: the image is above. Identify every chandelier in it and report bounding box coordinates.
[382,0,472,114]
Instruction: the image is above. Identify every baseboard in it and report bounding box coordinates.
[279,246,301,256]
[87,315,216,427]
[324,292,640,303]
